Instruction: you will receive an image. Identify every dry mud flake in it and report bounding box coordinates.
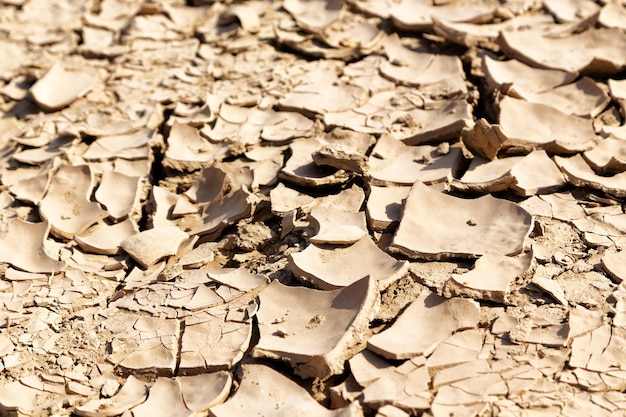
[583,137,626,175]
[0,218,65,273]
[281,129,374,187]
[499,27,626,75]
[210,364,363,417]
[289,236,409,289]
[498,96,598,154]
[482,54,578,98]
[390,181,533,259]
[380,34,467,96]
[368,134,462,186]
[388,0,497,31]
[120,226,189,268]
[446,251,533,303]
[555,154,626,198]
[349,350,431,413]
[366,185,411,231]
[367,289,480,360]
[432,14,554,50]
[309,206,369,244]
[253,277,379,378]
[602,250,626,283]
[39,165,109,239]
[30,62,99,111]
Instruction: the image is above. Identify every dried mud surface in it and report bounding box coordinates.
[1,0,626,416]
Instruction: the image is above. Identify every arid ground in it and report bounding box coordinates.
[1,0,626,416]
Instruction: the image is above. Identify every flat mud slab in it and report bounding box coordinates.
[0,0,626,416]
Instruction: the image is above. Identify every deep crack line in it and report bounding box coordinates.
[175,317,186,376]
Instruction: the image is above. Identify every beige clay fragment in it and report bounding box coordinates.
[367,289,480,359]
[178,372,232,412]
[284,0,344,31]
[390,99,474,146]
[390,182,533,259]
[499,28,626,75]
[164,122,228,171]
[179,308,254,372]
[482,55,578,98]
[9,170,51,205]
[204,105,315,145]
[191,187,256,239]
[366,185,411,231]
[609,77,626,120]
[446,251,533,303]
[460,118,507,160]
[95,171,141,220]
[498,96,598,154]
[75,375,148,417]
[389,0,496,31]
[309,207,368,244]
[289,236,409,290]
[121,226,189,268]
[30,62,99,111]
[281,129,373,187]
[599,0,626,30]
[323,89,420,135]
[275,14,383,61]
[131,378,190,417]
[254,277,379,378]
[0,380,73,416]
[380,34,467,96]
[583,138,626,175]
[75,219,138,255]
[452,156,522,194]
[279,62,368,116]
[82,128,153,161]
[210,364,363,417]
[361,357,431,413]
[601,250,626,283]
[39,165,109,239]
[184,167,228,204]
[315,183,367,212]
[568,305,606,340]
[432,14,554,50]
[270,183,316,215]
[509,150,566,196]
[555,154,626,197]
[0,218,65,274]
[543,0,600,23]
[520,77,610,118]
[368,134,462,186]
[426,328,486,371]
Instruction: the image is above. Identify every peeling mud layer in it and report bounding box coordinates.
[1,0,626,416]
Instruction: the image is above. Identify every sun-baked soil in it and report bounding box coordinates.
[1,0,626,416]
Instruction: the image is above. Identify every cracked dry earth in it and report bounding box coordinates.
[2,1,626,417]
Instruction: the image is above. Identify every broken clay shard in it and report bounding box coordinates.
[309,207,368,244]
[499,27,626,75]
[367,289,480,360]
[121,226,189,268]
[390,182,533,260]
[555,154,626,198]
[0,218,65,273]
[74,375,148,417]
[446,251,533,303]
[289,236,409,290]
[210,364,363,417]
[39,165,109,239]
[253,277,380,378]
[30,63,99,111]
[498,96,598,154]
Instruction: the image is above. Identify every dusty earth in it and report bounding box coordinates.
[1,0,626,416]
